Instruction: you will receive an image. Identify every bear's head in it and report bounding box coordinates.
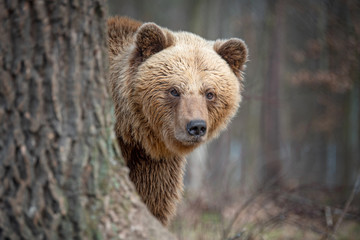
[128,23,248,159]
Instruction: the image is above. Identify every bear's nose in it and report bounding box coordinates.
[187,120,207,137]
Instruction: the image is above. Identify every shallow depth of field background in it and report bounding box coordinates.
[108,0,360,239]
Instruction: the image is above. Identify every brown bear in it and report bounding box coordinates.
[107,16,248,225]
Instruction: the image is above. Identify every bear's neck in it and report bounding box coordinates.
[117,137,185,225]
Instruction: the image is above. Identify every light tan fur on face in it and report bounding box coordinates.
[134,39,243,158]
[107,16,248,225]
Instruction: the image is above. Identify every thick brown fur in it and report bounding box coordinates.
[107,16,248,225]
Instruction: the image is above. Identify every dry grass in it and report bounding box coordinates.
[171,187,360,240]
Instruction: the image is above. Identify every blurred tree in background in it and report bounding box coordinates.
[108,0,360,239]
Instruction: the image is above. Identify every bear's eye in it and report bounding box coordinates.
[206,92,215,100]
[170,88,180,97]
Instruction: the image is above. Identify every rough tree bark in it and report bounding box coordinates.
[0,1,174,239]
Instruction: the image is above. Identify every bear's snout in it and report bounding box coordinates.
[186,120,207,137]
[174,95,208,143]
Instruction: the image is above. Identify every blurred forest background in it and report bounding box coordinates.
[108,0,360,239]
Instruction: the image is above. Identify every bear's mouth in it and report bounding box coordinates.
[179,137,204,146]
[167,132,206,155]
[173,127,207,147]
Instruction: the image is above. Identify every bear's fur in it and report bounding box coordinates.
[107,16,248,225]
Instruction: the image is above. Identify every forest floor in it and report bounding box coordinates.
[171,187,360,240]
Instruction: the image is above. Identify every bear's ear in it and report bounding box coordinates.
[214,38,248,76]
[134,23,174,63]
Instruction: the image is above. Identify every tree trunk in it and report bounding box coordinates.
[260,0,285,186]
[0,1,174,239]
